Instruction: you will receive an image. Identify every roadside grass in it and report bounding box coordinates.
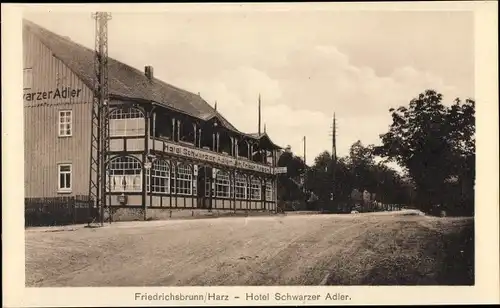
[325,216,474,285]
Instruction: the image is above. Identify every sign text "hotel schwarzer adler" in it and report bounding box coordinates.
[159,140,287,175]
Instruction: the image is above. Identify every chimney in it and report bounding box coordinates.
[144,66,154,80]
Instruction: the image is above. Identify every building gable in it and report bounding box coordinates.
[23,29,93,107]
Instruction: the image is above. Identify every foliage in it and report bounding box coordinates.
[277,151,307,203]
[374,89,475,215]
[276,90,474,216]
[303,143,412,212]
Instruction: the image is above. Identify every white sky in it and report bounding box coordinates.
[24,8,474,167]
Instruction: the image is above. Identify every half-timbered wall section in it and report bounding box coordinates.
[23,19,284,217]
[103,100,279,211]
[23,28,93,198]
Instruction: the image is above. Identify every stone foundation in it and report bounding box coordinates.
[109,207,276,222]
[109,207,145,222]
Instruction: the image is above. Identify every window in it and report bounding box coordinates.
[215,171,231,198]
[24,68,33,90]
[58,110,72,137]
[107,156,142,192]
[147,160,170,193]
[174,164,193,195]
[266,181,274,201]
[234,173,247,199]
[58,164,72,192]
[250,177,262,200]
[109,107,145,137]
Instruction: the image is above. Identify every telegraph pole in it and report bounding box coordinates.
[329,113,338,209]
[303,136,306,167]
[332,113,337,163]
[89,12,112,226]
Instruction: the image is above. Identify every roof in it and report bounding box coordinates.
[23,19,281,149]
[247,132,282,149]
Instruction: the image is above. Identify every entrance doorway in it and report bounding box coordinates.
[197,166,212,210]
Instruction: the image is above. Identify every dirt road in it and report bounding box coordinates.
[25,211,474,287]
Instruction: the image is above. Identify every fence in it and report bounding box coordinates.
[25,195,97,227]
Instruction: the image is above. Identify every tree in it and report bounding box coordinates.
[276,149,307,205]
[346,140,376,192]
[374,89,475,215]
[306,151,333,209]
[305,144,411,212]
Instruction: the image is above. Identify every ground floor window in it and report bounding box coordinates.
[215,171,231,198]
[266,180,274,201]
[250,177,261,200]
[108,156,142,192]
[234,173,247,199]
[199,170,271,201]
[58,163,72,192]
[174,163,193,195]
[147,159,170,193]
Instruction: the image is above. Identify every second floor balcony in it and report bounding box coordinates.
[107,105,284,175]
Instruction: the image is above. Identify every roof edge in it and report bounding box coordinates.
[24,19,283,148]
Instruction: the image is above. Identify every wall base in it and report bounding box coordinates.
[109,207,276,222]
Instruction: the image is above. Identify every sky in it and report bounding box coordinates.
[24,8,475,168]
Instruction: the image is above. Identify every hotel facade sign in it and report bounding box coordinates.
[154,139,287,175]
[23,87,83,102]
[274,167,288,174]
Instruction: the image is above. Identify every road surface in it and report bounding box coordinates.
[25,211,473,286]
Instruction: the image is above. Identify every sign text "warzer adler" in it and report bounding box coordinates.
[23,87,83,101]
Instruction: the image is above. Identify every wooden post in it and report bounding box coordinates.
[198,128,202,148]
[212,133,216,151]
[193,123,197,146]
[274,175,278,213]
[152,111,156,139]
[216,132,220,152]
[148,158,154,212]
[232,169,236,213]
[246,174,250,211]
[171,118,175,141]
[176,119,180,142]
[143,109,150,221]
[169,160,173,208]
[261,178,265,211]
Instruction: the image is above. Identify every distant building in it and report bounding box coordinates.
[23,20,286,221]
